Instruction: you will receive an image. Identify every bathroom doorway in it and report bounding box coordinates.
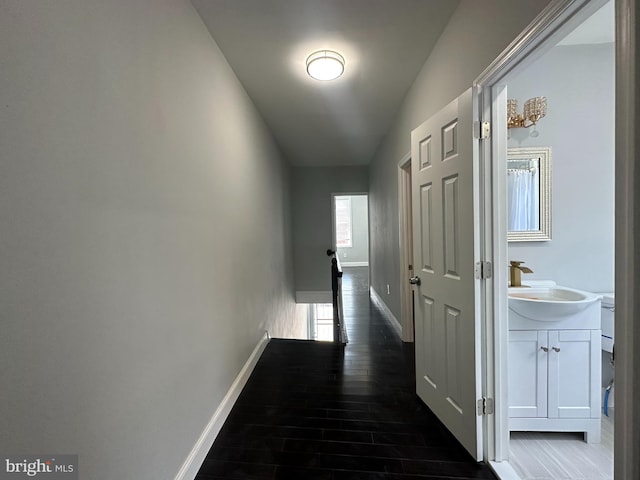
[481,1,616,478]
[506,2,615,478]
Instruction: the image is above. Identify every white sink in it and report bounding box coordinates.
[508,286,602,321]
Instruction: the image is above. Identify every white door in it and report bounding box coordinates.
[410,89,482,460]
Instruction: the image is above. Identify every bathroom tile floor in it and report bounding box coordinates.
[195,267,497,479]
[509,413,614,480]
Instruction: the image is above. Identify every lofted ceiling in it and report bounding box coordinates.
[192,0,460,167]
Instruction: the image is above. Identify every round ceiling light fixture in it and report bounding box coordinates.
[306,50,345,81]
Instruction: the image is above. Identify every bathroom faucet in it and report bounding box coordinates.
[509,261,533,287]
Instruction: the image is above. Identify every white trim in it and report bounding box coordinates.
[466,87,486,462]
[369,286,402,339]
[340,261,369,267]
[295,291,333,303]
[174,332,270,480]
[397,152,414,342]
[489,83,511,463]
[489,461,522,480]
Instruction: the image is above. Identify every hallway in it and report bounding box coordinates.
[195,267,497,479]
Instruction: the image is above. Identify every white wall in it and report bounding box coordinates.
[507,43,615,292]
[368,0,553,321]
[337,195,369,265]
[292,167,368,296]
[0,1,305,479]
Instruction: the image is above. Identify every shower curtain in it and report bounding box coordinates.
[507,169,539,231]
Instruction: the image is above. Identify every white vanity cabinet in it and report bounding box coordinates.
[508,301,602,443]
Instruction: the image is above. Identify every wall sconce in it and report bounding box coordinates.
[507,97,547,136]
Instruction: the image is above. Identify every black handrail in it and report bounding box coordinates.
[327,250,342,299]
[326,249,346,344]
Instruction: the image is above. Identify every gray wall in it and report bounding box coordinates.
[0,1,306,479]
[292,167,368,294]
[368,0,553,321]
[507,43,615,292]
[337,195,369,265]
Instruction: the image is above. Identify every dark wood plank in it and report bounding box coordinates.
[195,267,496,480]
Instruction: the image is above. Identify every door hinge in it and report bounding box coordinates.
[475,121,491,139]
[477,397,494,415]
[475,261,492,279]
[481,121,491,139]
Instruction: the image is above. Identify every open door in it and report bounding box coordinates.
[410,89,482,460]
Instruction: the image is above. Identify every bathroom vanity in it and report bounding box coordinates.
[508,284,602,443]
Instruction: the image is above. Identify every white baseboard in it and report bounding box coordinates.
[370,287,402,339]
[489,460,522,480]
[340,261,369,267]
[296,291,332,303]
[174,332,270,480]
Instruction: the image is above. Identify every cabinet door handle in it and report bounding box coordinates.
[552,347,561,352]
[540,346,549,352]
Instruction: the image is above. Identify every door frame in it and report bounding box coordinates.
[397,152,414,342]
[613,0,639,477]
[474,0,638,476]
[330,192,370,268]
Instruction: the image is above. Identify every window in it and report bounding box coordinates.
[335,196,352,247]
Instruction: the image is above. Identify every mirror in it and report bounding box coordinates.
[507,146,551,242]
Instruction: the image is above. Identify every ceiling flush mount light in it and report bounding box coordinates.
[306,50,345,81]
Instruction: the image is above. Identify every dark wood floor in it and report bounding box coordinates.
[195,267,497,479]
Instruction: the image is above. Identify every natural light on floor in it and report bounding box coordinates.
[311,303,334,341]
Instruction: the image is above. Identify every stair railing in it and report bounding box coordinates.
[327,249,347,344]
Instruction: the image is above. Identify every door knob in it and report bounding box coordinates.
[409,276,421,285]
[540,346,549,352]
